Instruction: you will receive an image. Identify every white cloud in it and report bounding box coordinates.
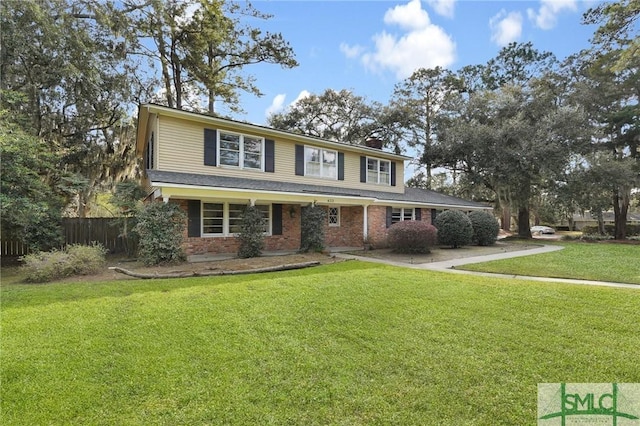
[490,10,523,46]
[527,0,578,30]
[384,0,431,30]
[265,90,311,118]
[344,0,455,80]
[339,43,364,59]
[265,93,287,117]
[292,90,311,105]
[426,0,456,18]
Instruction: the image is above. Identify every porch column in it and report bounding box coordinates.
[363,204,368,240]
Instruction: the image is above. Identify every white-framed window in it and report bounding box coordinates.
[202,202,270,236]
[328,207,340,227]
[305,146,337,179]
[219,131,264,170]
[391,207,415,225]
[367,157,391,185]
[203,202,224,234]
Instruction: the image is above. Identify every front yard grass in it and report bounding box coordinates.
[2,261,639,425]
[460,241,640,284]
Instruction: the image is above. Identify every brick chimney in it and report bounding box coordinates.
[365,136,383,149]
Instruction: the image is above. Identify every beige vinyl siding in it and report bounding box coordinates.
[156,114,404,194]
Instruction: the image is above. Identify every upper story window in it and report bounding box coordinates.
[367,157,391,185]
[305,146,337,179]
[219,131,263,170]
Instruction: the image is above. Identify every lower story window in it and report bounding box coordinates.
[228,203,245,234]
[203,202,270,236]
[328,207,340,226]
[392,207,414,225]
[203,203,223,234]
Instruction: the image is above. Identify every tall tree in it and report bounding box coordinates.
[0,113,65,250]
[0,0,143,217]
[431,43,575,236]
[131,0,298,114]
[435,76,587,237]
[583,0,639,72]
[390,67,462,188]
[267,89,381,145]
[566,0,640,239]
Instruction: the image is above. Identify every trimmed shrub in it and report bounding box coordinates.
[434,209,473,248]
[580,233,614,242]
[237,205,266,258]
[300,204,326,253]
[582,224,640,237]
[134,202,186,265]
[22,243,107,283]
[468,210,500,246]
[387,220,438,254]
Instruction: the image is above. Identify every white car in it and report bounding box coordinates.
[531,225,555,234]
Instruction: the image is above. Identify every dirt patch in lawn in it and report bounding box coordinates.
[67,252,344,283]
[3,241,543,284]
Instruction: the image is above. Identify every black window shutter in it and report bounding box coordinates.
[187,200,201,237]
[295,145,304,176]
[386,206,392,228]
[415,208,421,221]
[391,162,396,186]
[204,129,217,166]
[360,156,366,183]
[338,152,344,180]
[265,139,275,172]
[272,204,283,235]
[431,209,438,225]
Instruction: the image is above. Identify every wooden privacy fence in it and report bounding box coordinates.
[61,217,124,253]
[1,217,125,257]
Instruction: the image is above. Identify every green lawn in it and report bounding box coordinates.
[460,241,640,284]
[2,261,639,425]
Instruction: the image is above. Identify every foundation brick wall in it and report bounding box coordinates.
[177,201,303,255]
[419,208,432,226]
[264,204,301,252]
[367,206,432,249]
[366,205,389,248]
[324,206,364,248]
[175,200,432,255]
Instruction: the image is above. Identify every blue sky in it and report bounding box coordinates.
[228,0,603,125]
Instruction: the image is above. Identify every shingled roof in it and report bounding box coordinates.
[148,170,490,210]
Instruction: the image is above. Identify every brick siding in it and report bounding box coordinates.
[174,200,430,255]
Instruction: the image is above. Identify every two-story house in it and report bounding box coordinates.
[136,104,490,255]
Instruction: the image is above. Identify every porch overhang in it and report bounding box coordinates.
[150,182,376,207]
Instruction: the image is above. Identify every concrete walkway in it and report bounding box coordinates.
[333,245,640,290]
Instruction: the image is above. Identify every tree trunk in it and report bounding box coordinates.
[613,190,629,240]
[501,202,511,231]
[208,44,215,113]
[156,25,174,109]
[595,210,606,235]
[517,206,532,238]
